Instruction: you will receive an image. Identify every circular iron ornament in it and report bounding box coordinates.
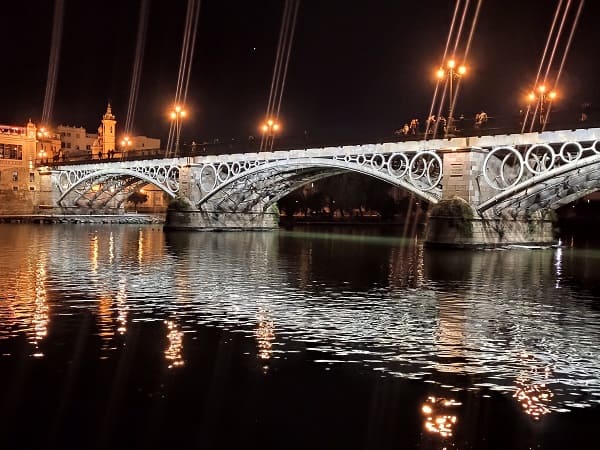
[482,146,524,190]
[231,161,242,175]
[199,164,217,192]
[559,141,583,163]
[68,171,78,185]
[370,154,385,170]
[356,155,366,166]
[156,167,167,183]
[166,166,180,192]
[387,153,409,178]
[408,151,442,191]
[58,172,70,191]
[147,166,157,178]
[216,163,230,183]
[524,143,555,174]
[592,140,600,154]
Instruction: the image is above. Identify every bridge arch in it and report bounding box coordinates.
[56,167,179,207]
[477,153,600,217]
[191,157,442,214]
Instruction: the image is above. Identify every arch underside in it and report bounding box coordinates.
[57,171,177,208]
[478,156,600,218]
[194,159,442,213]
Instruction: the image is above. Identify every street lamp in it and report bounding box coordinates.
[37,127,50,139]
[436,59,467,135]
[120,136,132,159]
[38,148,47,165]
[170,105,187,155]
[527,85,557,130]
[260,119,280,151]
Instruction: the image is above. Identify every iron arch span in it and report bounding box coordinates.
[477,152,600,218]
[190,156,443,215]
[56,167,180,208]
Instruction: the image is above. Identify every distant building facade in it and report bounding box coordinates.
[0,121,46,213]
[0,105,163,215]
[58,104,160,160]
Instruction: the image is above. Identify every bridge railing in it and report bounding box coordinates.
[43,111,600,167]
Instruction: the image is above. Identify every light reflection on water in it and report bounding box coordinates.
[1,224,600,417]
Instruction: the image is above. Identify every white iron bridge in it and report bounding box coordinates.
[50,127,600,219]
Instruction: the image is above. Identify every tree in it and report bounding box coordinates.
[127,191,148,208]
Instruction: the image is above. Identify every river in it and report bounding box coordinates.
[0,223,598,449]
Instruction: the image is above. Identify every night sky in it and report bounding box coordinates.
[2,1,600,143]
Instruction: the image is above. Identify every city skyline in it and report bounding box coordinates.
[2,0,599,142]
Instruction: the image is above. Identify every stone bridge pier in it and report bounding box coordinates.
[425,128,600,247]
[424,146,556,248]
[166,165,280,230]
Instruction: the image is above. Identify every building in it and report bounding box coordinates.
[1,105,166,215]
[0,121,45,214]
[58,104,160,160]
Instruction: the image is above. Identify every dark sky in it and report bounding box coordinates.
[2,1,599,143]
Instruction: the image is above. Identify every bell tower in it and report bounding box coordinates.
[102,103,116,155]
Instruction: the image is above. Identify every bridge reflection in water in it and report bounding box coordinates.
[0,224,599,447]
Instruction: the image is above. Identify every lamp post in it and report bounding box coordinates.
[38,148,47,165]
[260,119,280,151]
[120,136,132,159]
[527,85,556,130]
[170,105,187,155]
[37,127,51,164]
[436,59,466,136]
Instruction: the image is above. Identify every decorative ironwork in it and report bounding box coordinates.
[482,140,600,191]
[193,150,443,209]
[53,162,181,207]
[478,138,600,216]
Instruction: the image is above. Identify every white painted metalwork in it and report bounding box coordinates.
[53,160,181,207]
[193,150,444,205]
[482,140,600,191]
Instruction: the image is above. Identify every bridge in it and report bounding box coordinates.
[34,128,600,243]
[39,127,600,246]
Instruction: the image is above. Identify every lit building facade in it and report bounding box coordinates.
[0,121,44,213]
[58,104,160,160]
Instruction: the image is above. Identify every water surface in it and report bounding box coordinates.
[0,224,599,449]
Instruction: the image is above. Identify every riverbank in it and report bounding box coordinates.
[0,213,165,224]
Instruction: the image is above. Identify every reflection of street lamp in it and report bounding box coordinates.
[120,136,132,159]
[527,85,557,129]
[170,105,187,155]
[260,119,280,151]
[436,59,467,135]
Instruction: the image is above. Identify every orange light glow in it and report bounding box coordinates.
[436,68,445,79]
[457,65,466,75]
[421,396,462,438]
[447,59,456,69]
